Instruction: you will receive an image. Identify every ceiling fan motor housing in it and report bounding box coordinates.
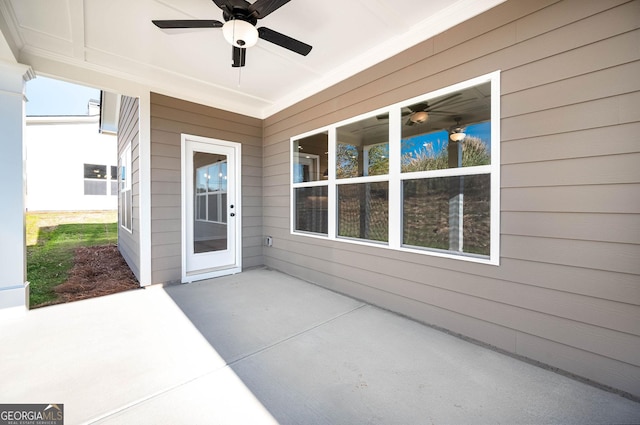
[223,8,258,25]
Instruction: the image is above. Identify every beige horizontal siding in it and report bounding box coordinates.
[150,93,263,284]
[502,212,640,244]
[261,0,640,397]
[502,123,640,164]
[117,95,141,282]
[502,184,640,213]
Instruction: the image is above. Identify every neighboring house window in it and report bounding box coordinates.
[195,160,228,224]
[84,164,107,195]
[291,71,500,264]
[120,144,132,232]
[84,164,118,196]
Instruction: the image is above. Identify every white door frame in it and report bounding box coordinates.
[181,134,242,282]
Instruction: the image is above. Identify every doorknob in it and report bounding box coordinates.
[230,213,235,217]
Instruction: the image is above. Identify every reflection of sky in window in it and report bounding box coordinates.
[196,162,227,192]
[208,162,227,191]
[402,122,491,156]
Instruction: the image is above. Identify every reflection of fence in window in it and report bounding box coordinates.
[402,174,490,256]
[295,186,327,234]
[338,182,388,242]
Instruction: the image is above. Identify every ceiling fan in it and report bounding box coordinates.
[403,93,462,126]
[152,0,312,68]
[374,93,463,126]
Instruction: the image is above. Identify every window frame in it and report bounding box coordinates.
[290,71,501,265]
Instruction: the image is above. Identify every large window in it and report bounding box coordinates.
[119,144,132,232]
[291,72,500,264]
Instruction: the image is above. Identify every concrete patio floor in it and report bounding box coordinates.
[1,268,639,424]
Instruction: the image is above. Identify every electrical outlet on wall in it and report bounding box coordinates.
[265,236,273,247]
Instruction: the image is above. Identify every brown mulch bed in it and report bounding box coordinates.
[54,244,139,303]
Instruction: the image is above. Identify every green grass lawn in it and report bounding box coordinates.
[27,211,118,308]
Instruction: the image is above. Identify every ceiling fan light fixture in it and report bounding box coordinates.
[449,117,466,142]
[222,19,258,48]
[450,127,466,142]
[410,111,429,124]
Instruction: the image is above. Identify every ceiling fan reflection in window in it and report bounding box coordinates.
[375,93,464,127]
[402,93,462,126]
[152,0,312,68]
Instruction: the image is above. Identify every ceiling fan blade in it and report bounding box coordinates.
[407,102,429,113]
[211,0,249,14]
[232,46,246,67]
[153,20,223,29]
[248,0,291,19]
[426,111,456,115]
[258,27,312,56]
[424,93,462,111]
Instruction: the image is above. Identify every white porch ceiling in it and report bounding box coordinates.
[0,0,504,118]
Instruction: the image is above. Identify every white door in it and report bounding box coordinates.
[182,135,241,282]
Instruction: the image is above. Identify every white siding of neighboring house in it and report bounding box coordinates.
[25,115,117,211]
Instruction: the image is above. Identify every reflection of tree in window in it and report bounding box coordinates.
[337,115,389,179]
[401,124,491,173]
[336,143,359,178]
[365,144,389,176]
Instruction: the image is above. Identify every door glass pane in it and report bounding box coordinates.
[194,152,228,254]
